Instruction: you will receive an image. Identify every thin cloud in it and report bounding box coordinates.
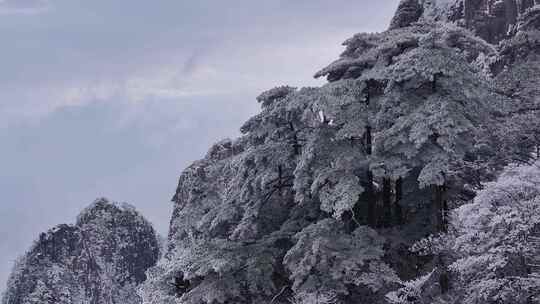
[0,0,51,15]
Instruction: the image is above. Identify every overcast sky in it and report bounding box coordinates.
[0,0,399,292]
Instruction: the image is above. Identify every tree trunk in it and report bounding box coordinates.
[277,165,284,197]
[438,255,450,294]
[382,178,392,227]
[434,183,450,294]
[366,170,376,228]
[289,122,301,156]
[394,178,403,225]
[434,184,448,233]
[441,184,448,233]
[365,126,373,155]
[434,185,442,232]
[365,126,377,228]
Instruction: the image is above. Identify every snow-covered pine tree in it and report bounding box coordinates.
[373,26,496,232]
[492,6,540,165]
[141,84,403,303]
[384,2,540,303]
[313,22,497,232]
[144,88,317,304]
[401,161,540,304]
[291,80,374,226]
[283,219,400,303]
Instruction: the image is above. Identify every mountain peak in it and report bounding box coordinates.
[2,199,160,304]
[76,197,140,226]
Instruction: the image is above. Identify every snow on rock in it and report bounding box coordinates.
[389,0,425,29]
[1,198,160,304]
[391,0,540,43]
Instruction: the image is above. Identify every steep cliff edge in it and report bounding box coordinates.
[1,199,160,304]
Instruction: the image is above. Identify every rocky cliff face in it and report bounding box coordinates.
[1,199,160,304]
[391,0,540,43]
[391,0,540,106]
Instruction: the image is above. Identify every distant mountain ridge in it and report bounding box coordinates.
[1,199,160,304]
